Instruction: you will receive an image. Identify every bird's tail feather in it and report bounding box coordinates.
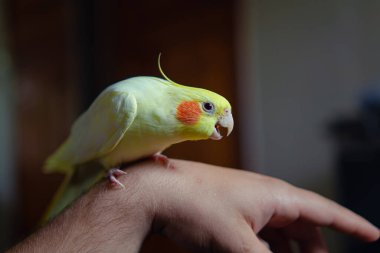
[40,162,105,224]
[44,139,74,174]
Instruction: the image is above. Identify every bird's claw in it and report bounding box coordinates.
[152,153,174,169]
[107,168,127,189]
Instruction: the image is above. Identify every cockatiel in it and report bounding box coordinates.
[42,60,234,222]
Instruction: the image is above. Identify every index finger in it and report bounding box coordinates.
[294,188,379,242]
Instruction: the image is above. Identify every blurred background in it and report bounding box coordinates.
[0,0,379,252]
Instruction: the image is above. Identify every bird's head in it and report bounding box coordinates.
[158,55,234,141]
[174,89,234,141]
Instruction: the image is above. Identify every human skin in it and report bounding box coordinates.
[8,159,379,253]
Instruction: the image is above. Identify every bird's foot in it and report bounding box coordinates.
[152,153,174,169]
[107,168,127,189]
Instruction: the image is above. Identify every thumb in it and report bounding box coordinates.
[217,222,272,253]
[250,233,273,253]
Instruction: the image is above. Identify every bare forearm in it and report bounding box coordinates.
[8,170,153,253]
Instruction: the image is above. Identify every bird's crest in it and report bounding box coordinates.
[158,53,182,87]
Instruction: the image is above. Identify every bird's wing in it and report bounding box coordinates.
[45,89,137,172]
[71,89,137,161]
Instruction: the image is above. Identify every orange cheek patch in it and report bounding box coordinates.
[176,101,202,125]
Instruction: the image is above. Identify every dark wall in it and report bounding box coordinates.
[6,0,238,251]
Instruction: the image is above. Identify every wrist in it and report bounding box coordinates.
[9,164,155,253]
[73,166,155,252]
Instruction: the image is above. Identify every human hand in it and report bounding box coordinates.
[132,159,379,253]
[9,159,379,253]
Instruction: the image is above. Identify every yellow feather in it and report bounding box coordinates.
[158,53,182,87]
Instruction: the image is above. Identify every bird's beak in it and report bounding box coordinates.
[209,110,234,140]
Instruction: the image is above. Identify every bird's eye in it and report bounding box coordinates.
[202,102,215,113]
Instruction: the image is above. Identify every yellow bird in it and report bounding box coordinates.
[43,58,234,221]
